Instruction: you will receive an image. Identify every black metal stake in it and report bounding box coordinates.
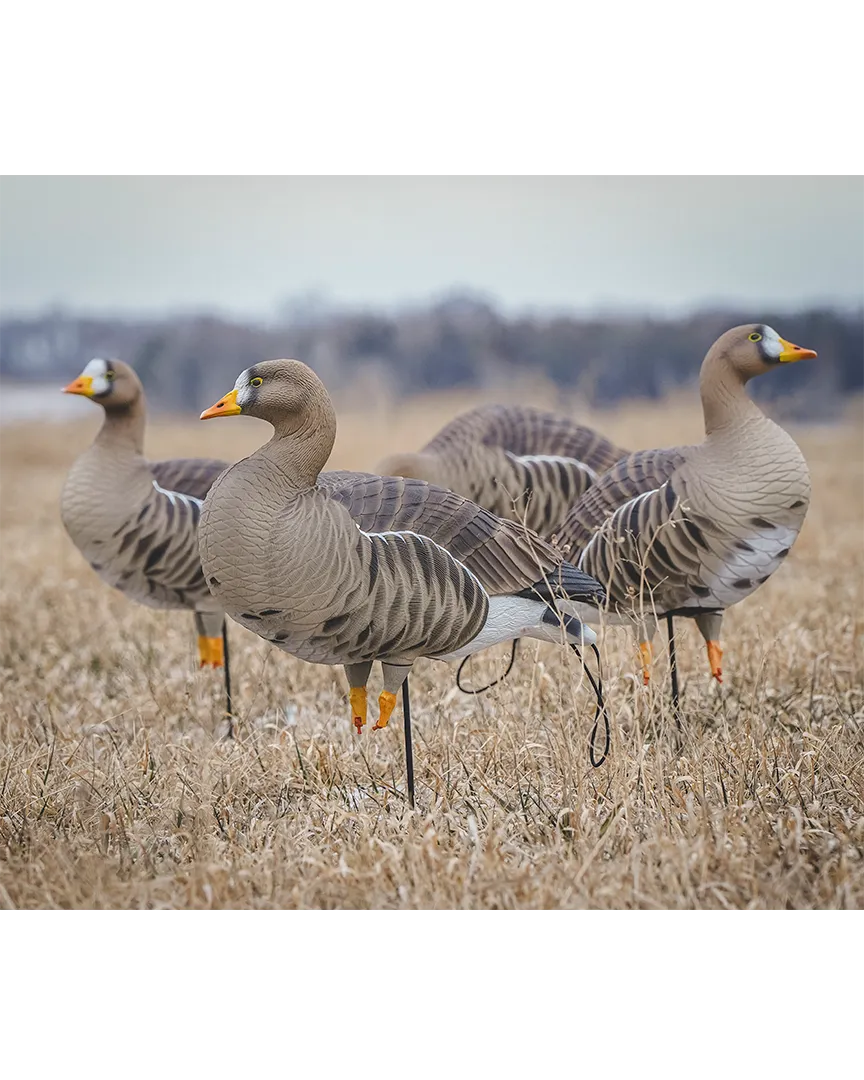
[666,614,682,728]
[222,620,234,740]
[571,643,609,767]
[402,677,415,809]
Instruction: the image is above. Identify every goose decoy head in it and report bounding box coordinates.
[62,358,143,410]
[711,324,817,378]
[200,359,329,428]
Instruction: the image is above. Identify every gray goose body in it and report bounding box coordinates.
[63,450,223,617]
[61,359,229,667]
[556,324,816,683]
[199,360,605,731]
[376,404,627,539]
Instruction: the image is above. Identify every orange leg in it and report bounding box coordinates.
[706,640,723,683]
[350,687,368,735]
[638,640,653,685]
[198,635,224,668]
[373,690,398,731]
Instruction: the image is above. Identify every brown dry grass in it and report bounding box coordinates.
[1,387,862,909]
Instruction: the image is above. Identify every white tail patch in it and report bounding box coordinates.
[436,594,595,661]
[687,523,798,608]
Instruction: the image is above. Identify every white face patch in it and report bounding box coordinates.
[82,357,111,396]
[234,369,256,408]
[761,326,783,360]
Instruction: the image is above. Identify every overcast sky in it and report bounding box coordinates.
[1,176,861,317]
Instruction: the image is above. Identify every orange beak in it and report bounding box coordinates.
[778,337,817,363]
[63,375,95,396]
[200,388,242,420]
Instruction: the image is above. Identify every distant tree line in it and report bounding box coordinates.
[1,297,861,419]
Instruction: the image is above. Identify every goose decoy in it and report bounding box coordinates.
[556,324,817,696]
[198,360,606,801]
[61,359,234,726]
[375,404,627,540]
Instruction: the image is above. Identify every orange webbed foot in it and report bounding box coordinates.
[638,641,653,685]
[373,690,398,731]
[197,635,224,668]
[707,641,723,683]
[350,687,368,734]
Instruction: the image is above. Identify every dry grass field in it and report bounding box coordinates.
[1,384,862,909]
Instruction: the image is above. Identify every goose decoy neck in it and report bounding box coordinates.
[260,396,337,488]
[699,343,763,436]
[98,390,147,455]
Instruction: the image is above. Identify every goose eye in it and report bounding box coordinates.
[749,332,762,342]
[250,377,263,387]
[105,370,115,380]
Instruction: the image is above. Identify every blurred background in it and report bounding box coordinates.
[1,176,862,424]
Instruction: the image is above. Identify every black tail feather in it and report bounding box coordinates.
[516,562,605,606]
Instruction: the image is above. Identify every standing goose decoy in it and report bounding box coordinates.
[61,359,234,724]
[375,404,627,540]
[198,360,606,801]
[556,324,817,694]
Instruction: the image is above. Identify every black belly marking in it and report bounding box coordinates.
[378,631,407,657]
[143,539,170,573]
[733,578,751,589]
[133,532,158,561]
[117,524,142,553]
[556,461,572,502]
[367,542,379,591]
[681,518,706,548]
[259,608,283,616]
[750,516,775,529]
[650,536,678,574]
